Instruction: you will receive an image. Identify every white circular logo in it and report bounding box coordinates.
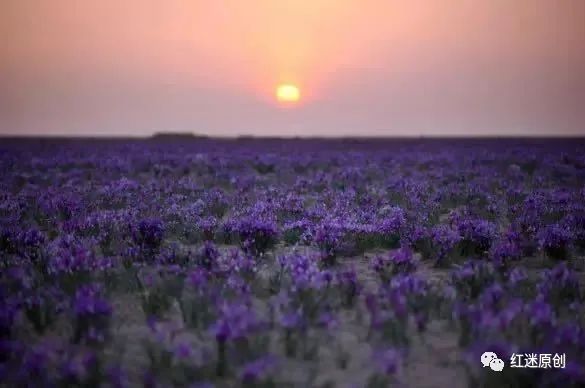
[481,352,505,372]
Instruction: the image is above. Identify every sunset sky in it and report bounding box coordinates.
[1,0,584,137]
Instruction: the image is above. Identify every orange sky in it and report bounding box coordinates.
[1,0,584,136]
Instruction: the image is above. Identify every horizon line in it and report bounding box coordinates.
[1,132,585,140]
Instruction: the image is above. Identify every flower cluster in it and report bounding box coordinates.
[72,284,112,346]
[2,139,585,387]
[132,218,165,253]
[537,223,574,260]
[232,217,278,257]
[371,247,418,282]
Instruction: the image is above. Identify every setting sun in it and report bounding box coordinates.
[276,84,300,103]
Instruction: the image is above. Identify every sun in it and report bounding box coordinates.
[276,84,300,103]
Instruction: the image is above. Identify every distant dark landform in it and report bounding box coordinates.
[150,132,209,140]
[0,133,584,148]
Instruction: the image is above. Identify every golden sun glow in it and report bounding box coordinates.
[276,84,300,103]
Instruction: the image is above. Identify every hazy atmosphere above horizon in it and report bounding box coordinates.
[1,0,584,137]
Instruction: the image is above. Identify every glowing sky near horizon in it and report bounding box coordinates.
[1,0,584,136]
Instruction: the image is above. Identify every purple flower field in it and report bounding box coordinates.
[1,138,584,387]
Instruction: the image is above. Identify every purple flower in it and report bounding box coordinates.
[455,217,498,255]
[188,268,210,290]
[537,262,581,302]
[378,206,406,234]
[233,216,278,256]
[537,223,573,260]
[371,248,417,285]
[173,342,193,360]
[552,322,585,349]
[315,220,344,264]
[317,311,338,330]
[238,355,277,384]
[489,239,521,270]
[72,284,112,345]
[279,310,304,330]
[478,282,504,310]
[132,218,165,251]
[196,241,219,270]
[392,247,418,272]
[59,350,99,384]
[336,267,361,304]
[429,224,461,264]
[20,344,52,382]
[221,249,257,277]
[73,284,112,316]
[283,219,313,245]
[507,267,528,287]
[527,297,556,328]
[373,348,402,375]
[197,216,218,241]
[48,236,99,275]
[106,365,129,388]
[210,300,264,342]
[451,260,496,300]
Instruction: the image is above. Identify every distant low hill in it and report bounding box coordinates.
[150,132,209,140]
